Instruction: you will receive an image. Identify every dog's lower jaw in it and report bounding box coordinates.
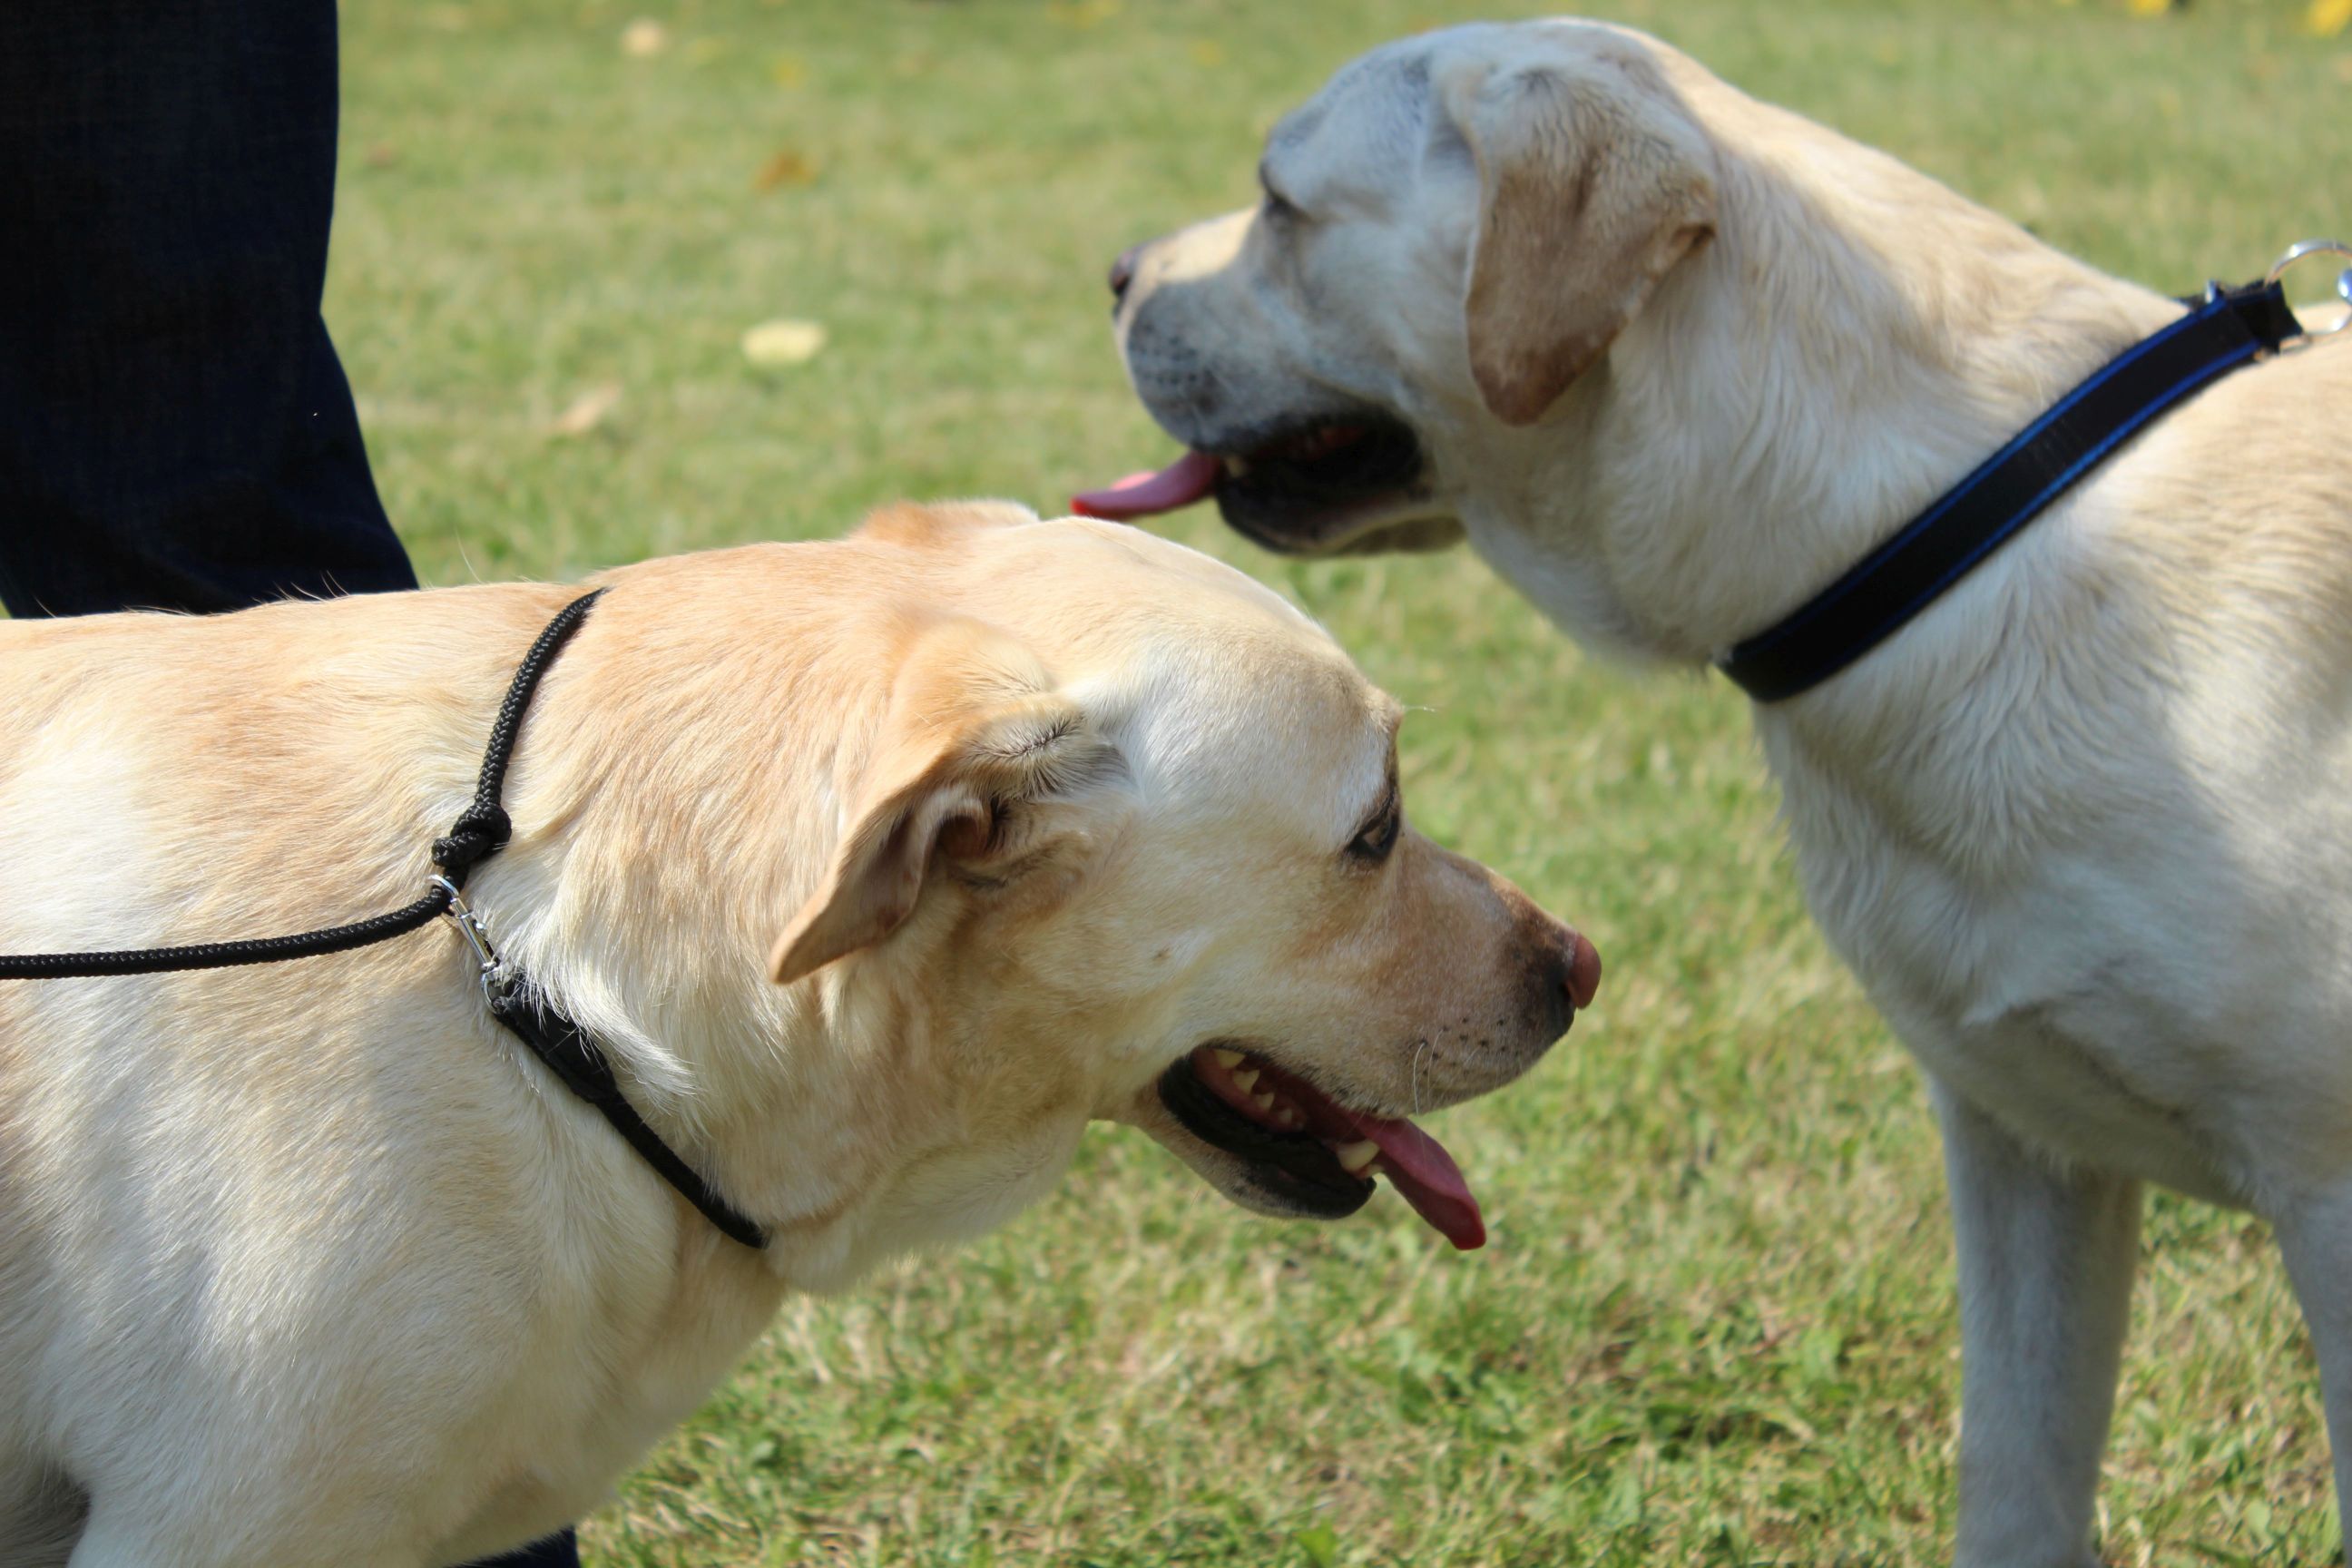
[1219,494,1464,559]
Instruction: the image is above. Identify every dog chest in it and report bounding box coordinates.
[1791,820,2350,1206]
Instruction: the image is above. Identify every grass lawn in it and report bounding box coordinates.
[331,1,2348,1563]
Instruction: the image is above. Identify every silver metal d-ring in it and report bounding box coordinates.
[2266,239,2352,343]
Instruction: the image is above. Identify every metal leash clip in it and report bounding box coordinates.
[431,875,501,999]
[2266,238,2352,348]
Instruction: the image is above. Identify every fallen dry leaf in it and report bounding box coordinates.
[1047,0,1120,28]
[741,319,827,367]
[753,149,820,191]
[621,17,668,56]
[547,382,623,438]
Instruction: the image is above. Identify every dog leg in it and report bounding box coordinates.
[2273,1183,2352,1562]
[1936,1080,2141,1568]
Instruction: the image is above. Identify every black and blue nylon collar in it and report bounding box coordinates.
[1715,261,2324,704]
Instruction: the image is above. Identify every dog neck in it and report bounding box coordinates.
[453,570,912,1287]
[466,564,1093,1293]
[1487,90,2181,698]
[1533,96,2251,882]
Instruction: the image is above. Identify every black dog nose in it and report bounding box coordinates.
[1108,244,1142,300]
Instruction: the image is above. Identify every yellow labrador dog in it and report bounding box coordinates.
[1083,19,2352,1566]
[0,503,1597,1567]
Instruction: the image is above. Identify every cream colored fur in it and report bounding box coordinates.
[1110,20,2352,1564]
[0,504,1584,1565]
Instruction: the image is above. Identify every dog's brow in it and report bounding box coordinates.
[1266,106,1320,153]
[1353,733,1401,828]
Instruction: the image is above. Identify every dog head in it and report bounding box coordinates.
[1079,22,1723,634]
[764,503,1597,1257]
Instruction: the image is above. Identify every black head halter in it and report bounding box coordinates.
[0,588,769,1250]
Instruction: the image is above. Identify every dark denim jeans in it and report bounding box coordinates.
[0,0,412,614]
[1,2,578,1563]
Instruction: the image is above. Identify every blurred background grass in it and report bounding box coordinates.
[330,2,2347,1563]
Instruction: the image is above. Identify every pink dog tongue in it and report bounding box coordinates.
[1071,450,1220,521]
[1346,1111,1485,1251]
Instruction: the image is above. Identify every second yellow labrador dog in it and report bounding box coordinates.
[0,503,1596,1566]
[1083,17,2352,1566]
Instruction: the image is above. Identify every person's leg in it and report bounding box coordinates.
[0,0,413,618]
[0,7,580,1564]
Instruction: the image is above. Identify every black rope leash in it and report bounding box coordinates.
[0,889,456,981]
[428,588,607,891]
[0,589,770,1250]
[0,588,603,979]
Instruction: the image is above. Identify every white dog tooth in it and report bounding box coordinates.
[1251,1092,1276,1112]
[1211,1048,1243,1069]
[1335,1140,1379,1174]
[1276,1108,1298,1128]
[1230,1068,1259,1093]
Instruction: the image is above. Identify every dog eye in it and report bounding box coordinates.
[1346,793,1401,865]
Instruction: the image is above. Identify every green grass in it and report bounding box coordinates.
[330,2,2348,1563]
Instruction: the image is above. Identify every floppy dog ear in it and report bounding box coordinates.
[768,616,1115,986]
[1443,52,1717,426]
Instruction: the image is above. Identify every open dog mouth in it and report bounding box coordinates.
[1156,1042,1486,1250]
[1073,415,1426,545]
